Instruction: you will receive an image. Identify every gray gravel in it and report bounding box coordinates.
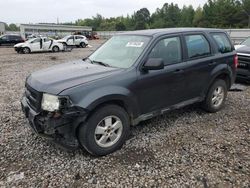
[0,41,249,187]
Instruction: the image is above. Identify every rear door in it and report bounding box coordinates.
[182,33,216,99]
[42,38,53,51]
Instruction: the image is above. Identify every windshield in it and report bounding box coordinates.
[241,37,250,46]
[62,35,70,40]
[88,35,151,68]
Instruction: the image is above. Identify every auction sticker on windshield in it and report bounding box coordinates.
[126,42,144,48]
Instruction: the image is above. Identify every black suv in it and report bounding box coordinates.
[21,28,237,156]
[0,34,24,46]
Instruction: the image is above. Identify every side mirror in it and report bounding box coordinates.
[143,58,164,71]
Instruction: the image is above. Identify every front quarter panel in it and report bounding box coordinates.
[59,70,140,118]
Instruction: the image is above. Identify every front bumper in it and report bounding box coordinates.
[14,47,22,53]
[21,96,87,150]
[237,68,250,82]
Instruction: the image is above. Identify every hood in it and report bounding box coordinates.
[27,60,123,94]
[236,45,250,55]
[14,42,25,47]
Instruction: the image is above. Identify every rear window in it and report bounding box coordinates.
[185,34,210,59]
[211,33,233,53]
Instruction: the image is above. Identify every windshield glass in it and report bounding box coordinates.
[62,35,70,40]
[241,37,250,46]
[89,35,151,68]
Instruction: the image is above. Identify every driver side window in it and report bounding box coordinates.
[149,37,182,66]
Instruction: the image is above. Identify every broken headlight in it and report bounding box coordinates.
[41,93,60,112]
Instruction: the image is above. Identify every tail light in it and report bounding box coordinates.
[234,55,238,69]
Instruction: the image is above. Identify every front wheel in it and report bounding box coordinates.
[202,79,228,113]
[22,47,31,54]
[80,42,87,48]
[78,105,130,156]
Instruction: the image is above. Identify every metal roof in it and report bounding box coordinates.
[20,23,92,31]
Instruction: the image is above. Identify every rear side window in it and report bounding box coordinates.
[76,36,83,39]
[211,33,233,53]
[185,35,210,59]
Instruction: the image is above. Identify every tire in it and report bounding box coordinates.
[52,46,59,52]
[202,79,228,113]
[22,47,30,54]
[80,42,87,48]
[78,105,130,156]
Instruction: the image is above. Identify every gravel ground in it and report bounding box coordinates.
[0,41,249,188]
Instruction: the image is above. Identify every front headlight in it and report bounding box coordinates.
[41,93,60,112]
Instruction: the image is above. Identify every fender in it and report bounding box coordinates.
[204,64,233,95]
[75,86,140,119]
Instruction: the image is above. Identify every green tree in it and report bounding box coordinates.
[179,5,195,26]
[134,8,150,30]
[242,0,250,27]
[7,23,19,31]
[115,22,126,31]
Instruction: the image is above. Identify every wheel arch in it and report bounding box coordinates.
[205,66,233,95]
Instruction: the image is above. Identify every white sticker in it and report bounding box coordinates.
[126,42,144,48]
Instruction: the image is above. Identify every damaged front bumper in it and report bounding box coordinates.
[21,97,87,150]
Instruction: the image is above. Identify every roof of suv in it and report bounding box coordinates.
[120,28,223,36]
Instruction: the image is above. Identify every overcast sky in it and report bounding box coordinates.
[0,0,207,24]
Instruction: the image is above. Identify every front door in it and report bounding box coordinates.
[30,38,42,52]
[135,36,189,114]
[66,36,74,45]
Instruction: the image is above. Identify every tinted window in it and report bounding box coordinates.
[149,37,182,65]
[76,36,83,39]
[9,35,21,40]
[212,33,233,53]
[185,35,210,59]
[1,35,8,40]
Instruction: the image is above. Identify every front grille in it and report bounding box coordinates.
[25,84,42,112]
[238,55,250,70]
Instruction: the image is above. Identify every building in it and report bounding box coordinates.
[0,22,6,34]
[20,23,92,39]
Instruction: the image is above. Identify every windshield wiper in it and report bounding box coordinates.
[83,57,111,67]
[92,60,111,67]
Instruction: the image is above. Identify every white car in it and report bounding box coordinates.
[14,37,64,54]
[57,35,88,48]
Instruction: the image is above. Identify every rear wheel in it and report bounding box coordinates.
[202,79,227,113]
[22,47,30,54]
[78,105,130,156]
[52,46,59,52]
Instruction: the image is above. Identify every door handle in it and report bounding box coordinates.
[174,69,184,74]
[209,62,216,66]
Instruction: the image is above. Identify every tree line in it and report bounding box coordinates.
[74,0,250,31]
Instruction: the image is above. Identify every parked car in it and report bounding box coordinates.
[57,35,88,48]
[0,34,24,46]
[21,28,237,156]
[234,37,250,82]
[14,37,64,54]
